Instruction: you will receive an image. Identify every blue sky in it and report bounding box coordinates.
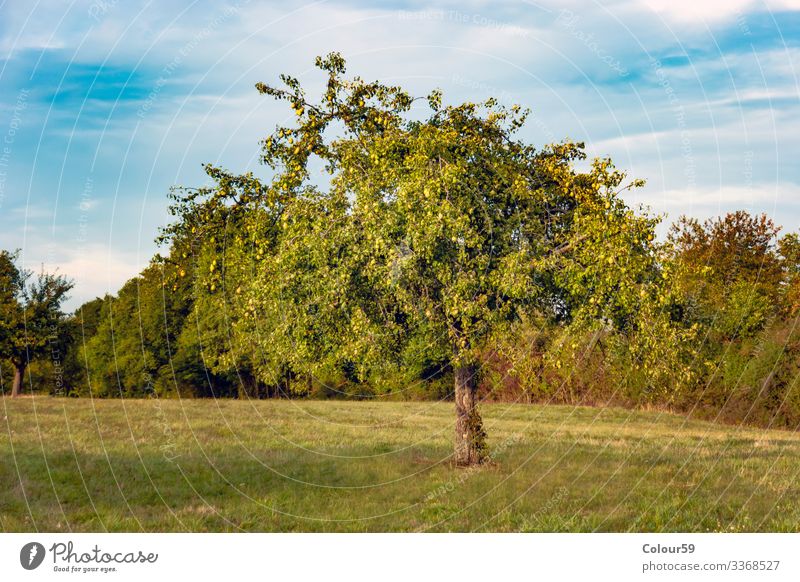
[0,0,798,309]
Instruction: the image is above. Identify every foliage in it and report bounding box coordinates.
[156,53,668,464]
[0,250,73,395]
[80,260,237,398]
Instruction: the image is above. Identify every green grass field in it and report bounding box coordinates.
[2,397,799,532]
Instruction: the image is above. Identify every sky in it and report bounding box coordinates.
[0,0,798,310]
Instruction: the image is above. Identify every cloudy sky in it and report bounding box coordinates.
[0,0,798,308]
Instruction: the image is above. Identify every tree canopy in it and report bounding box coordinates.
[160,53,665,464]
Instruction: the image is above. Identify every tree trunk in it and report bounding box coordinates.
[454,363,487,466]
[11,362,25,398]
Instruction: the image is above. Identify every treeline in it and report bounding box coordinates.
[8,263,246,399]
[5,53,800,441]
[6,208,799,429]
[12,210,800,430]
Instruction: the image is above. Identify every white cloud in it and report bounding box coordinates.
[636,0,800,23]
[40,243,147,309]
[634,182,800,235]
[638,0,752,23]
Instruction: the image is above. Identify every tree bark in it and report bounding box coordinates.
[454,363,486,466]
[11,362,25,398]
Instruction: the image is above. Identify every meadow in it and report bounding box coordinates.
[2,397,799,532]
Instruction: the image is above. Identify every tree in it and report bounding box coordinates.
[0,251,73,397]
[164,53,657,465]
[84,261,193,397]
[778,232,800,316]
[668,212,782,284]
[667,211,784,340]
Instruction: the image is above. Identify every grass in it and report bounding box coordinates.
[2,396,800,532]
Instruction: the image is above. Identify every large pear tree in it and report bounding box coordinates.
[165,53,658,466]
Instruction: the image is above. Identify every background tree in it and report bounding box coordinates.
[778,232,800,316]
[0,250,73,397]
[165,53,659,466]
[667,211,783,341]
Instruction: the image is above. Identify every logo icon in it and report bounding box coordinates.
[20,542,46,570]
